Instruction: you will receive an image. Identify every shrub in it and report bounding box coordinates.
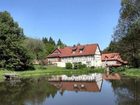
[66,63,72,69]
[73,63,78,69]
[74,62,87,69]
[110,66,126,73]
[78,62,83,69]
[81,64,87,68]
[90,66,95,70]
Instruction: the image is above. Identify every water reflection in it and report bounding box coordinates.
[110,78,140,105]
[103,73,121,80]
[48,74,103,92]
[0,78,58,105]
[0,74,139,105]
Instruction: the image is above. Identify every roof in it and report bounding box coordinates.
[47,44,99,58]
[102,53,127,64]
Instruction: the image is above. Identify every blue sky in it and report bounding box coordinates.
[0,0,121,50]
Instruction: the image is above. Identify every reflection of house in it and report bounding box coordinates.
[47,44,102,67]
[48,74,103,92]
[49,81,102,92]
[102,53,127,67]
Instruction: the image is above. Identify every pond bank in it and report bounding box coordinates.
[1,66,140,81]
[120,68,140,78]
[0,66,104,81]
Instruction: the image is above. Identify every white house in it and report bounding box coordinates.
[47,44,102,67]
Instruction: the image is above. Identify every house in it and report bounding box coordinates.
[47,44,102,67]
[102,53,127,67]
[48,74,103,92]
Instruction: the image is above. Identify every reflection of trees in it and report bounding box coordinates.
[0,78,58,105]
[110,78,140,105]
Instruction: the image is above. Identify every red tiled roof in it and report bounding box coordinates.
[102,53,127,64]
[47,44,99,58]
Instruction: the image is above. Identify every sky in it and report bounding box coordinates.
[0,0,121,50]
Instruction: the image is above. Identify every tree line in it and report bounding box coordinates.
[103,0,140,68]
[0,11,66,71]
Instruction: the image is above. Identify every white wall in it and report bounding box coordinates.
[56,62,66,67]
[93,45,102,67]
[102,61,117,67]
[48,58,59,63]
[61,56,95,64]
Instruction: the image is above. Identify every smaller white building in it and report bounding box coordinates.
[102,53,128,67]
[47,44,102,67]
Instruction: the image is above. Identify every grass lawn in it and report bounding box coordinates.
[0,65,104,81]
[121,68,140,77]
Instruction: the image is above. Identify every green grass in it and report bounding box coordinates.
[0,66,104,81]
[1,66,140,81]
[121,68,140,77]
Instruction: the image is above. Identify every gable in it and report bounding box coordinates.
[95,45,101,55]
[47,48,61,58]
[53,49,61,54]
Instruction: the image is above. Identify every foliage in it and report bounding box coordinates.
[73,62,87,69]
[23,38,47,60]
[121,68,140,77]
[81,64,87,68]
[104,0,140,68]
[0,11,33,71]
[66,63,72,69]
[110,67,126,73]
[57,39,65,48]
[90,66,95,70]
[73,62,79,69]
[42,37,66,55]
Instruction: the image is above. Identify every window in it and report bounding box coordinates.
[72,51,76,54]
[79,50,83,53]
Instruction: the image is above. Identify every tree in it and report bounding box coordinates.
[23,38,47,60]
[105,0,140,67]
[49,37,55,46]
[42,37,48,44]
[121,20,140,67]
[0,11,33,70]
[42,37,66,55]
[102,41,118,53]
[57,39,65,48]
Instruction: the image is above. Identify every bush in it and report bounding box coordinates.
[73,63,78,69]
[78,62,83,69]
[81,64,87,68]
[74,62,87,69]
[90,66,95,70]
[66,63,72,69]
[110,66,126,73]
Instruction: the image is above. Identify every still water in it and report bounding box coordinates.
[0,74,140,105]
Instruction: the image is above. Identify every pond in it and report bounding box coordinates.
[0,74,140,105]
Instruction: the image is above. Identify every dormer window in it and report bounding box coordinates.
[72,46,77,54]
[79,50,83,53]
[79,46,84,53]
[72,51,76,54]
[72,47,77,51]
